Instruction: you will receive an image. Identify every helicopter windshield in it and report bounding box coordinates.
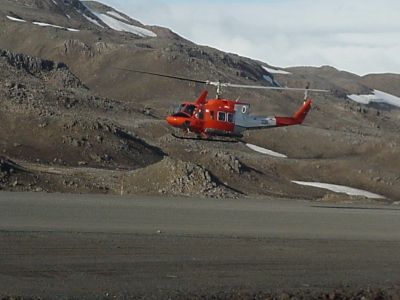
[171,104,197,117]
[172,105,182,114]
[180,104,196,116]
[181,104,196,116]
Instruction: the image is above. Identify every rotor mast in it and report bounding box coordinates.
[216,81,222,99]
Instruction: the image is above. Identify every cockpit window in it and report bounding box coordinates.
[181,104,196,116]
[173,112,190,118]
[172,105,182,114]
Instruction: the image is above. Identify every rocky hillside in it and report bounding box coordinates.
[0,48,165,170]
[362,73,400,96]
[0,0,399,201]
[1,0,399,107]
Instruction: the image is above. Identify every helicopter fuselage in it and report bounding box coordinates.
[166,91,312,138]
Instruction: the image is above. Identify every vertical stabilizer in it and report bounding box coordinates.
[275,99,312,126]
[293,98,312,123]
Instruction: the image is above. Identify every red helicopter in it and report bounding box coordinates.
[119,69,329,140]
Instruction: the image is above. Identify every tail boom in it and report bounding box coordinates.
[232,99,313,134]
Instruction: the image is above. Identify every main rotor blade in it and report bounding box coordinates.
[117,68,329,93]
[116,68,208,84]
[219,83,330,93]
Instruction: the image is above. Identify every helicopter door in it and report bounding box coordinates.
[209,111,215,120]
[195,108,204,119]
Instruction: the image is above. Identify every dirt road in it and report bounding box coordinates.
[1,192,399,298]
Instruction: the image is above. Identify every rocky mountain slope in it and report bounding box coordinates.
[0,0,399,201]
[0,48,164,168]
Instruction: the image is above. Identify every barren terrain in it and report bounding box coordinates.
[0,0,399,202]
[0,1,400,298]
[0,44,399,201]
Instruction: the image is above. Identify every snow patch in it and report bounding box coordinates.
[292,181,385,199]
[263,75,274,84]
[66,27,80,32]
[79,3,156,37]
[66,14,71,20]
[33,21,63,28]
[51,0,58,6]
[81,13,104,28]
[7,16,79,32]
[6,16,26,23]
[94,13,156,37]
[348,90,400,108]
[106,10,129,22]
[262,66,291,75]
[33,21,80,32]
[246,143,287,158]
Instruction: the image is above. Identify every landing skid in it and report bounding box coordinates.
[171,133,240,143]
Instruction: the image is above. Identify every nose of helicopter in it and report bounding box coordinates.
[166,115,186,128]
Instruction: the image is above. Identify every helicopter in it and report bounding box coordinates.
[118,68,329,140]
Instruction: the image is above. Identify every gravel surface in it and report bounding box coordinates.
[1,193,399,299]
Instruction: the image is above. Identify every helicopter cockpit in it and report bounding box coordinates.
[172,104,196,117]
